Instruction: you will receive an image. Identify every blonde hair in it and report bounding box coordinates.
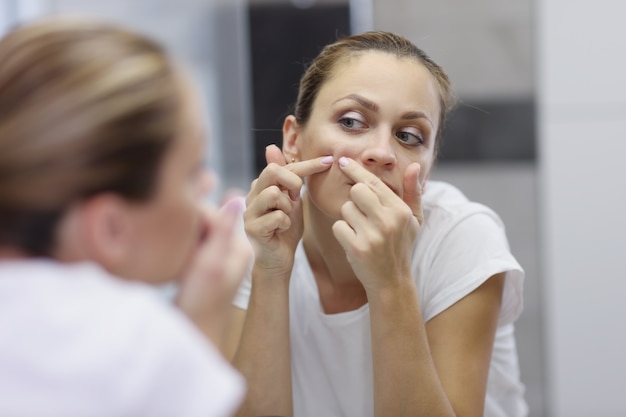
[0,17,181,255]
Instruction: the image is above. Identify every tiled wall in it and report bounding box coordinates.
[373,0,533,100]
[538,1,626,416]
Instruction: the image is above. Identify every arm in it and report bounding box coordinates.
[425,274,504,416]
[231,145,333,417]
[368,273,503,417]
[224,307,247,362]
[233,269,293,417]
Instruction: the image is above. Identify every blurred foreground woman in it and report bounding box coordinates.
[0,16,251,417]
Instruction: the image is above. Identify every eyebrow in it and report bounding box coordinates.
[334,94,379,112]
[402,111,433,127]
[333,93,433,126]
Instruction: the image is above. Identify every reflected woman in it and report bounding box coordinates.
[231,31,527,417]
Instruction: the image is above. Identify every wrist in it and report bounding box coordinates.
[252,261,294,283]
[366,277,418,308]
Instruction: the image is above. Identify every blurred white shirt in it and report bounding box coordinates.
[0,259,244,417]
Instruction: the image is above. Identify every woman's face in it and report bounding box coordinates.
[291,51,441,219]
[123,76,209,284]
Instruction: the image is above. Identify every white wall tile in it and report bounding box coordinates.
[373,0,533,99]
[539,0,626,110]
[539,118,626,416]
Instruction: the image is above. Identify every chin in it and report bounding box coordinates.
[305,189,348,222]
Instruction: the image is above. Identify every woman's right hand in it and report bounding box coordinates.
[244,145,332,276]
[175,198,253,348]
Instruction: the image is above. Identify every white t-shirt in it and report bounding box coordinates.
[0,259,245,417]
[234,180,528,417]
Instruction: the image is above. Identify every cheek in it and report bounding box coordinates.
[419,156,434,184]
[174,193,201,244]
[298,125,354,159]
[402,150,434,185]
[304,163,352,219]
[154,192,201,261]
[160,197,201,279]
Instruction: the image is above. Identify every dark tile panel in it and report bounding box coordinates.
[248,3,351,175]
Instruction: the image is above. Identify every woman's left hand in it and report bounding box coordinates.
[331,156,423,292]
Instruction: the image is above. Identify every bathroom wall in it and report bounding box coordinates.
[537,1,626,416]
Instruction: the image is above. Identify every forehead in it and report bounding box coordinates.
[318,51,441,115]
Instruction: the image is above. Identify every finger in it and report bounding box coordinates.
[402,162,423,223]
[252,163,304,202]
[177,199,252,316]
[254,156,333,201]
[193,199,243,274]
[223,235,254,287]
[285,155,333,179]
[265,144,287,166]
[332,219,356,253]
[340,200,369,232]
[246,185,294,217]
[283,156,333,200]
[337,156,396,203]
[348,182,381,218]
[245,209,292,239]
[206,198,243,250]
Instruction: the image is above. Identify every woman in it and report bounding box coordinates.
[231,32,526,417]
[0,17,251,416]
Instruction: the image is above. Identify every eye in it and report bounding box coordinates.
[338,112,367,131]
[396,130,424,146]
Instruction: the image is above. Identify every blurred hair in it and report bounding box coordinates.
[294,31,456,154]
[0,17,181,255]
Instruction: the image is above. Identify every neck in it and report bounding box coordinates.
[302,195,367,313]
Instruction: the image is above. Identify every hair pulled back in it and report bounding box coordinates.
[0,17,181,255]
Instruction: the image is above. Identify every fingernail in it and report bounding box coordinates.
[339,156,349,167]
[222,197,244,215]
[321,156,333,165]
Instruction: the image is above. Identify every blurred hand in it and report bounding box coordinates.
[176,198,253,347]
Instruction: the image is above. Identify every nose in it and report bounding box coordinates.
[360,133,397,169]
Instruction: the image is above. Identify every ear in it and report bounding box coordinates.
[282,115,301,163]
[80,193,135,274]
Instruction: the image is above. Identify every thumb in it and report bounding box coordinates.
[265,144,287,166]
[402,163,424,225]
